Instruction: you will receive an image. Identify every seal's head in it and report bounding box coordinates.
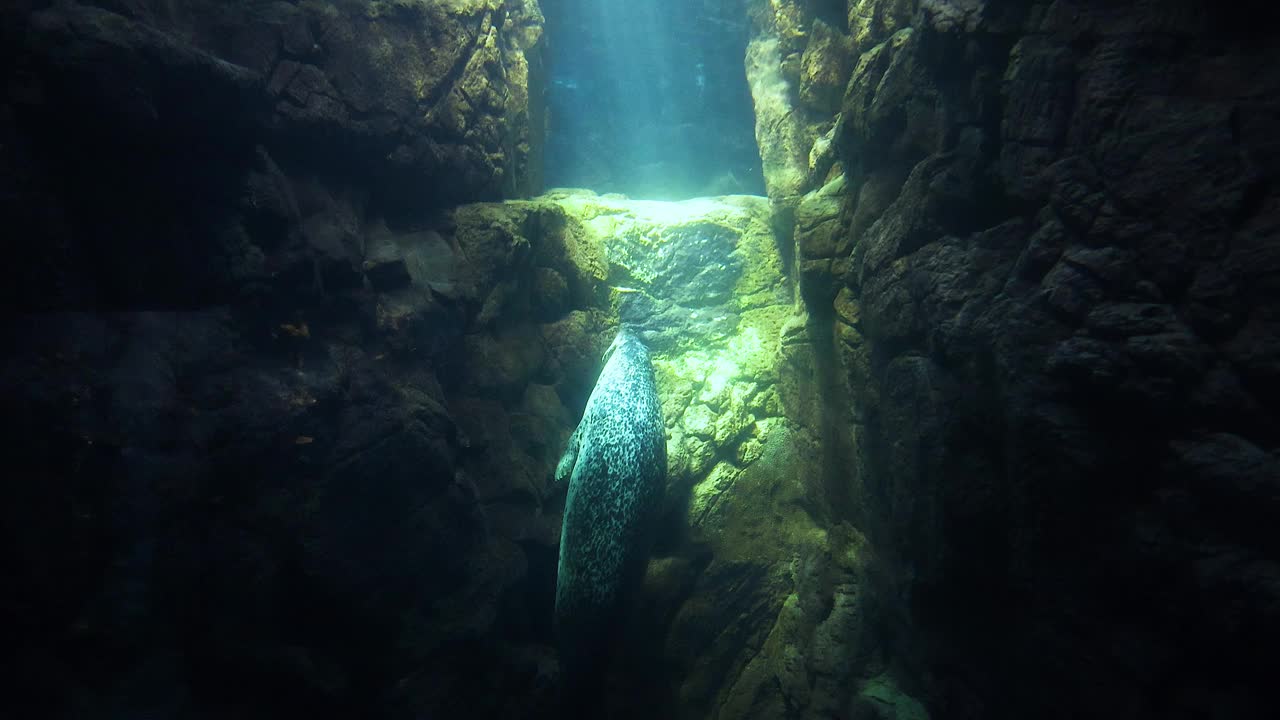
[602,326,641,365]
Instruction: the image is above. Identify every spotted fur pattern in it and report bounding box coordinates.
[555,328,666,698]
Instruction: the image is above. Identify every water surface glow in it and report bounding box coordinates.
[542,0,764,199]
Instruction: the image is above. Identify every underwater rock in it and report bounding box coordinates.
[848,0,917,54]
[363,255,413,292]
[796,175,848,261]
[531,267,571,320]
[819,0,1280,717]
[681,403,718,440]
[795,174,849,304]
[457,186,855,718]
[535,191,783,354]
[746,36,812,206]
[800,20,853,114]
[669,422,860,720]
[22,3,267,137]
[459,326,547,391]
[850,674,930,720]
[15,0,544,215]
[8,1,1278,718]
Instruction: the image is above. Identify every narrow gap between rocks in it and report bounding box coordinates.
[540,0,765,200]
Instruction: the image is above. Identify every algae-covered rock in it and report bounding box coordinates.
[533,191,785,354]
[530,266,570,320]
[796,174,848,260]
[539,308,614,408]
[670,422,877,720]
[683,435,719,480]
[747,36,812,204]
[800,20,853,114]
[851,674,930,720]
[458,326,547,392]
[407,184,872,719]
[746,0,859,249]
[518,186,877,719]
[715,523,874,720]
[777,312,824,433]
[451,198,608,321]
[842,28,923,156]
[714,402,756,447]
[689,461,745,527]
[682,403,718,439]
[848,0,918,56]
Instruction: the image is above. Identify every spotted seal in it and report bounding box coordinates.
[554,327,666,712]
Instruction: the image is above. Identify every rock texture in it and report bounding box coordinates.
[784,0,1280,718]
[744,0,851,232]
[0,197,601,719]
[0,164,857,718]
[5,1,1278,719]
[0,2,569,718]
[529,190,866,719]
[2,0,544,310]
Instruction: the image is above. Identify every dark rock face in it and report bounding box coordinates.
[0,3,579,717]
[2,0,544,309]
[816,1,1280,718]
[0,201,608,717]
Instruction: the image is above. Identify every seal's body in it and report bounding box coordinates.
[554,328,666,712]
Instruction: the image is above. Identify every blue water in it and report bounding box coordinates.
[541,0,765,200]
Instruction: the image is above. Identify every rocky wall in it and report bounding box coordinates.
[744,0,849,235]
[0,1,571,717]
[778,0,1280,718]
[2,0,545,311]
[2,2,862,716]
[0,197,605,718]
[6,0,1277,718]
[0,162,878,720]
[527,190,865,720]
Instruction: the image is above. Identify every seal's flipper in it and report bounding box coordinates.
[555,422,583,486]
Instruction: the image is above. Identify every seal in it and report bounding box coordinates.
[554,327,667,714]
